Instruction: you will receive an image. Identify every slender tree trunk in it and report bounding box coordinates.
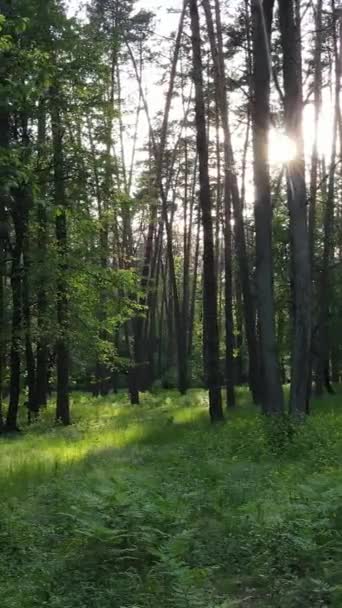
[182,139,191,361]
[0,103,9,432]
[189,0,223,422]
[127,364,139,405]
[316,6,341,395]
[0,264,3,432]
[203,0,261,404]
[279,0,311,417]
[144,223,163,389]
[235,274,244,385]
[188,210,200,360]
[127,3,188,397]
[1,73,22,432]
[309,0,322,276]
[308,0,323,401]
[7,111,33,432]
[21,114,36,420]
[6,197,24,431]
[88,118,111,398]
[203,0,236,408]
[23,246,37,422]
[35,187,49,409]
[224,193,236,408]
[50,87,70,426]
[251,0,284,414]
[331,345,339,383]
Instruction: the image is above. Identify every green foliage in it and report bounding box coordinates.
[2,389,342,607]
[263,413,297,455]
[0,0,154,402]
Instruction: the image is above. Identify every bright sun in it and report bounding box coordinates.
[269,129,297,165]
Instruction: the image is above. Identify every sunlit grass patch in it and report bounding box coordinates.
[0,389,209,495]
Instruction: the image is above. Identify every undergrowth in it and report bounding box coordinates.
[1,388,342,607]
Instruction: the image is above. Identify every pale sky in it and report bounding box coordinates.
[67,0,182,34]
[66,0,183,118]
[65,0,336,202]
[65,0,189,195]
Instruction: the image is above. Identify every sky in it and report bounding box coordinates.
[66,0,183,125]
[65,0,186,179]
[64,0,337,201]
[67,0,182,34]
[64,0,293,202]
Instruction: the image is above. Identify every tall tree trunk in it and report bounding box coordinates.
[100,51,115,397]
[279,0,311,417]
[331,344,340,383]
[0,58,15,430]
[309,0,322,275]
[36,106,49,408]
[203,0,236,408]
[316,5,342,395]
[182,138,191,367]
[23,246,37,422]
[50,87,70,426]
[189,0,223,422]
[87,118,110,398]
[308,0,323,400]
[188,210,200,360]
[203,0,261,405]
[0,263,3,432]
[143,222,164,389]
[127,2,188,397]
[0,99,9,432]
[6,195,24,431]
[235,274,245,385]
[224,192,236,408]
[19,117,36,421]
[251,0,284,414]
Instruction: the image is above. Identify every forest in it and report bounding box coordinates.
[1,0,342,606]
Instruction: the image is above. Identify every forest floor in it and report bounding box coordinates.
[1,388,342,608]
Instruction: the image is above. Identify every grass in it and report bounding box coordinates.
[1,387,342,607]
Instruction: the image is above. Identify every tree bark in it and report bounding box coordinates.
[50,86,71,426]
[316,5,341,396]
[307,0,323,401]
[203,0,236,408]
[203,0,261,405]
[309,0,322,275]
[6,193,24,431]
[0,95,9,432]
[0,264,3,432]
[127,3,189,397]
[279,0,311,417]
[36,105,49,409]
[23,246,37,422]
[189,0,223,422]
[251,0,284,414]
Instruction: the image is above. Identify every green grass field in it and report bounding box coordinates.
[1,388,342,607]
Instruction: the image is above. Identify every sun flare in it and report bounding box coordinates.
[268,130,297,165]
